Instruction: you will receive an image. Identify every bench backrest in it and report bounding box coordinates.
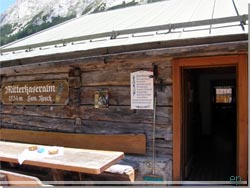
[0,129,146,155]
[0,169,49,186]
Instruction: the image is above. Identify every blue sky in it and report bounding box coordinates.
[0,0,16,14]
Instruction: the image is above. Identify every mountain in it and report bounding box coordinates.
[0,0,164,46]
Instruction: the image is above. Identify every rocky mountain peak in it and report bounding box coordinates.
[0,0,161,46]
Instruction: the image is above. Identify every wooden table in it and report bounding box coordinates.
[0,141,124,181]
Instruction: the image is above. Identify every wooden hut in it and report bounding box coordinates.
[0,0,248,184]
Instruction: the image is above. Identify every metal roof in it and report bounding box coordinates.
[0,0,248,62]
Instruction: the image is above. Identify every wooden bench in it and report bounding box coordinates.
[0,128,146,154]
[0,128,146,181]
[0,169,52,187]
[97,164,136,182]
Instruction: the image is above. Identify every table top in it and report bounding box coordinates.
[0,141,124,174]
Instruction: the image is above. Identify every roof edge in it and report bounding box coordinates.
[0,33,247,69]
[1,14,248,54]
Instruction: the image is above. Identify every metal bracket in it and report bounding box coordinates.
[110,30,118,39]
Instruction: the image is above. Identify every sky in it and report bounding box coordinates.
[0,0,16,14]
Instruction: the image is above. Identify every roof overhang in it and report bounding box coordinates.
[0,33,247,75]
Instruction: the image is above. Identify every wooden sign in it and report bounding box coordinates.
[2,80,69,105]
[130,71,154,110]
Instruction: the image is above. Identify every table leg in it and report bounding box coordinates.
[50,169,64,185]
[79,172,85,181]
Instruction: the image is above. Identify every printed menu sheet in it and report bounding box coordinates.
[131,71,154,110]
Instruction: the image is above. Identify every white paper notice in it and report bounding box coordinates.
[131,71,154,110]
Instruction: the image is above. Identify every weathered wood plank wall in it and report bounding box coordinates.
[0,38,248,180]
[0,36,247,181]
[0,55,173,180]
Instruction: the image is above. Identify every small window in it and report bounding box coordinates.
[215,86,232,104]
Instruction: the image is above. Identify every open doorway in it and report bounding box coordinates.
[173,55,248,182]
[182,67,236,181]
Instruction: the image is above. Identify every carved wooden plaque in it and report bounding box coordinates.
[2,80,69,105]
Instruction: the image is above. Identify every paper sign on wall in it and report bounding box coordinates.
[131,71,154,110]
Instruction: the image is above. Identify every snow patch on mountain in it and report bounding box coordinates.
[0,0,148,35]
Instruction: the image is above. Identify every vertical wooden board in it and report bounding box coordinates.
[0,88,2,103]
[237,55,248,180]
[173,59,182,181]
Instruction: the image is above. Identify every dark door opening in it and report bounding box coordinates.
[182,67,236,181]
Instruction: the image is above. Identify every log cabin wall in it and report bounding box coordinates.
[0,55,173,181]
[0,36,247,181]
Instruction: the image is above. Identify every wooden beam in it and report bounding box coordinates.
[0,40,247,75]
[0,129,146,155]
[236,55,248,180]
[172,58,182,181]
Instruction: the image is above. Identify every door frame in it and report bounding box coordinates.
[173,55,248,181]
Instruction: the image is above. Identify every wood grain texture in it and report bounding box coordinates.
[0,105,78,119]
[0,141,124,174]
[0,105,173,125]
[236,55,248,181]
[79,106,172,125]
[1,114,76,131]
[0,169,47,186]
[0,173,8,187]
[0,39,247,76]
[0,129,146,154]
[80,86,172,106]
[79,57,172,73]
[79,120,172,135]
[1,73,68,83]
[81,68,172,86]
[0,89,2,104]
[172,58,182,181]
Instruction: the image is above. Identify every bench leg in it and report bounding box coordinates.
[0,174,8,188]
